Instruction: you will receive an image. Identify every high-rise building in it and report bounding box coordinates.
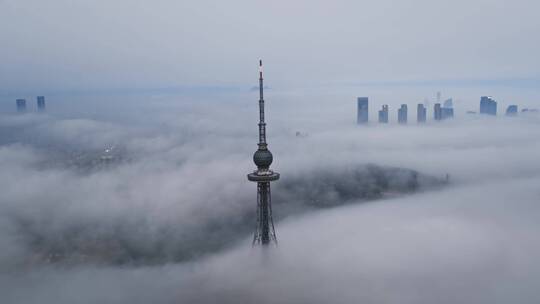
[398,104,408,124]
[443,98,453,108]
[441,107,454,119]
[16,99,27,112]
[480,96,497,115]
[378,105,389,123]
[37,96,46,112]
[506,105,518,116]
[417,103,427,123]
[434,103,442,121]
[357,97,369,124]
[441,98,454,119]
[247,60,280,246]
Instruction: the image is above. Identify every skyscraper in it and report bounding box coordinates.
[441,107,454,120]
[443,98,453,108]
[506,105,518,116]
[441,99,454,120]
[247,60,280,246]
[37,96,46,112]
[16,99,26,112]
[398,104,408,124]
[378,105,389,123]
[434,103,442,121]
[441,108,454,119]
[417,103,426,123]
[357,97,369,124]
[480,96,497,115]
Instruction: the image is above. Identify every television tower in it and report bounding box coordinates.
[247,60,280,246]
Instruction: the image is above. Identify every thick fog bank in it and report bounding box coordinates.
[0,95,447,267]
[1,158,439,267]
[1,92,540,303]
[2,178,540,304]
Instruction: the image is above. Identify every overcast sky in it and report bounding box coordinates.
[1,0,540,92]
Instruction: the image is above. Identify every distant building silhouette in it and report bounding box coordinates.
[417,103,426,123]
[443,98,453,108]
[398,104,408,124]
[37,96,46,112]
[441,107,454,120]
[378,105,389,123]
[480,96,497,115]
[357,97,369,124]
[441,98,454,119]
[506,105,518,116]
[16,99,26,112]
[434,103,442,121]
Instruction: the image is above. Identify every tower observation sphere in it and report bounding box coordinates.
[253,149,273,169]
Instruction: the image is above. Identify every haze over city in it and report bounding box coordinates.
[1,1,540,303]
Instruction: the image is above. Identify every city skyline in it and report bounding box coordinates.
[355,94,533,125]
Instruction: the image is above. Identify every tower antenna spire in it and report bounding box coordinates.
[258,59,267,146]
[248,59,280,246]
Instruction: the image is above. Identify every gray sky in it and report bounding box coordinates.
[1,0,540,92]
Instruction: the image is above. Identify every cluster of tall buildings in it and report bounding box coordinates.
[357,95,529,125]
[478,96,529,116]
[358,96,455,125]
[15,96,46,112]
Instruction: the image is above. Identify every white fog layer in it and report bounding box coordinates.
[1,91,539,303]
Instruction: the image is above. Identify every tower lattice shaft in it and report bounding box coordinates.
[254,182,277,245]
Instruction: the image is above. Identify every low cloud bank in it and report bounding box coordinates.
[3,178,540,304]
[1,92,540,303]
[0,97,445,268]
